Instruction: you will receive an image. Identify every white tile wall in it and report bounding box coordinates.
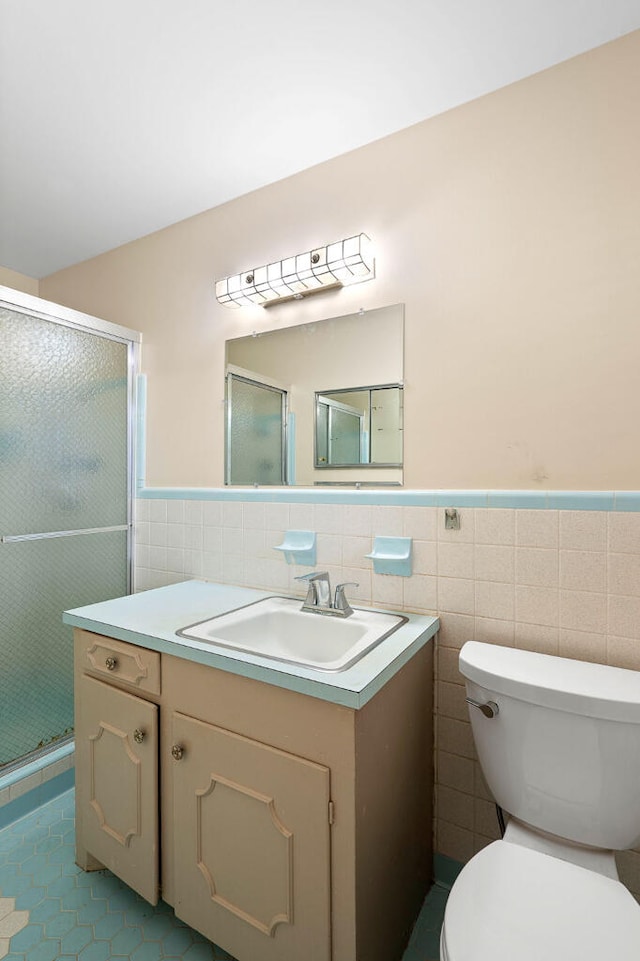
[135,499,640,897]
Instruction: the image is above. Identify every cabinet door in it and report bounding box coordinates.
[76,675,159,903]
[171,712,331,961]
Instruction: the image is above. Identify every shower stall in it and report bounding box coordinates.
[0,287,139,772]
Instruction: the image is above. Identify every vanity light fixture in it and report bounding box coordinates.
[215,233,374,308]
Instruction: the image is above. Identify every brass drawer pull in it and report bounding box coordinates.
[133,728,145,744]
[171,744,184,761]
[105,656,118,671]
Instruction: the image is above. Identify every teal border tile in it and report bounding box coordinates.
[433,490,488,508]
[0,742,74,792]
[0,769,75,831]
[614,492,640,511]
[136,486,640,511]
[487,490,548,509]
[546,491,615,510]
[400,490,438,506]
[138,487,492,507]
[433,852,464,889]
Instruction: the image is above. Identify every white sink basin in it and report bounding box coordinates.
[177,596,406,672]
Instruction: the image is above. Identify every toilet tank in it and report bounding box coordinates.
[459,642,640,851]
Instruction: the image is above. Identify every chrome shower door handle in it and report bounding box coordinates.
[466,697,499,719]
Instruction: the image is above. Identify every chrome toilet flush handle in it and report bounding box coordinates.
[466,697,500,719]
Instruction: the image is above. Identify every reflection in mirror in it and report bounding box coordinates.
[315,386,403,467]
[226,369,288,485]
[225,304,404,486]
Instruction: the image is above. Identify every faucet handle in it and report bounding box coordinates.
[333,582,359,617]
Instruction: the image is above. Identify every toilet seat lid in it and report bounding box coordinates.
[442,840,640,961]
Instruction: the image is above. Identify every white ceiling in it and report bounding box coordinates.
[1,0,639,279]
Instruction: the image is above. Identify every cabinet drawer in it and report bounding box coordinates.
[78,630,161,696]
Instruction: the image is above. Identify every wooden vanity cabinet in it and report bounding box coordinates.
[74,628,433,961]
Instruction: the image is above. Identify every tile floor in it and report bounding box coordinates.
[0,789,447,961]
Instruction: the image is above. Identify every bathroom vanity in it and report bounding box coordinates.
[65,580,438,961]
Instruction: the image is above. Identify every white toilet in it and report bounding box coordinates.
[440,641,640,961]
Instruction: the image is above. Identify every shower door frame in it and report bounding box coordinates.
[0,284,141,595]
[225,365,289,486]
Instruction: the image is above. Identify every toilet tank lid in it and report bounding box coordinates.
[459,641,640,723]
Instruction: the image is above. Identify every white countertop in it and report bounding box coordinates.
[64,580,439,709]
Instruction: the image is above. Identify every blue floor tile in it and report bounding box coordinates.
[161,927,196,956]
[59,923,93,954]
[131,941,165,961]
[92,909,126,939]
[182,944,215,961]
[78,941,112,961]
[11,922,46,953]
[29,898,62,924]
[43,910,78,938]
[25,942,62,961]
[110,925,143,955]
[14,886,46,910]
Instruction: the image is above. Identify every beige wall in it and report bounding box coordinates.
[40,31,640,491]
[0,266,39,296]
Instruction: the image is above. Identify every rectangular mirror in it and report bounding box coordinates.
[225,303,404,486]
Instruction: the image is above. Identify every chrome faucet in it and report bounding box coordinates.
[296,571,332,610]
[294,572,359,618]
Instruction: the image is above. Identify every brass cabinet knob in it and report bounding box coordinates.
[133,728,145,744]
[105,656,118,671]
[171,744,184,761]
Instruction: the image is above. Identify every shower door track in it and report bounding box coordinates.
[1,524,130,544]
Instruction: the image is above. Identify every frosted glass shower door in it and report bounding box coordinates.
[0,302,134,767]
[226,373,287,485]
[329,407,362,465]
